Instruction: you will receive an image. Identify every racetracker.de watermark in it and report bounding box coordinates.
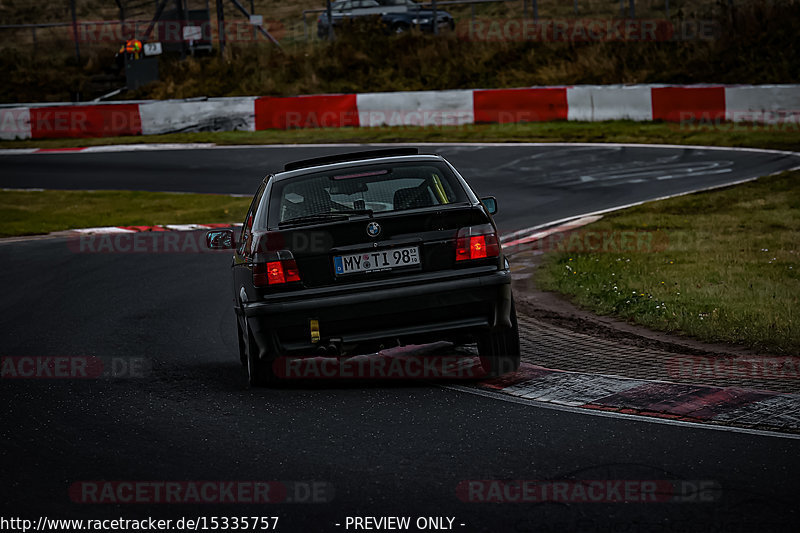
[277,110,474,128]
[676,111,800,131]
[457,479,721,503]
[667,356,800,381]
[68,229,334,254]
[74,20,285,43]
[69,231,225,254]
[68,480,333,504]
[272,354,497,380]
[11,107,142,138]
[504,229,669,253]
[457,18,718,42]
[0,356,149,379]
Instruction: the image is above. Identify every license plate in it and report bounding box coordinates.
[334,246,420,275]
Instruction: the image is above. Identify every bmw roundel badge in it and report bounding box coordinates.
[366,221,381,238]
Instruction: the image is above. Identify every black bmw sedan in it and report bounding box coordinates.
[207,148,519,386]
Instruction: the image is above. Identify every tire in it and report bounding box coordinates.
[393,23,409,34]
[237,320,247,366]
[242,320,279,387]
[478,300,521,377]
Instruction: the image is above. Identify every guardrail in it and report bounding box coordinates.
[3,85,797,141]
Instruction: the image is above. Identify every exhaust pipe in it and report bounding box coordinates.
[327,337,343,356]
[315,338,342,356]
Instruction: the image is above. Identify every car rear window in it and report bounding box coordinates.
[266,161,468,227]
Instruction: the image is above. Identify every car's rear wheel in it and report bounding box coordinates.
[478,300,521,377]
[237,320,247,366]
[242,320,279,387]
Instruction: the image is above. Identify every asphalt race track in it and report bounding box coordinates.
[2,144,800,532]
[2,143,799,233]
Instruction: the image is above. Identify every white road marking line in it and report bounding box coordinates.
[164,224,211,231]
[81,143,217,153]
[0,148,38,155]
[72,227,136,234]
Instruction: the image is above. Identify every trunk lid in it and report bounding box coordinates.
[260,205,487,288]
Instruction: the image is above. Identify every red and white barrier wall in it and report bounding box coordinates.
[1,85,797,141]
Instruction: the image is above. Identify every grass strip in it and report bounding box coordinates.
[0,189,250,238]
[534,170,800,354]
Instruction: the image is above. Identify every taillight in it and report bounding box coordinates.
[456,225,500,261]
[253,254,302,287]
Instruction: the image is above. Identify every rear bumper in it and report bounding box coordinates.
[243,266,511,355]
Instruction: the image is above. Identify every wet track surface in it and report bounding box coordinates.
[2,143,798,233]
[2,144,800,531]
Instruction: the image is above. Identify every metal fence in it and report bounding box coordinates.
[0,0,781,52]
[300,0,754,41]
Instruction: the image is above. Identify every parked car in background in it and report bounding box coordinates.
[317,0,455,37]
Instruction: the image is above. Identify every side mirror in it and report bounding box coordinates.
[481,196,498,215]
[206,229,235,250]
